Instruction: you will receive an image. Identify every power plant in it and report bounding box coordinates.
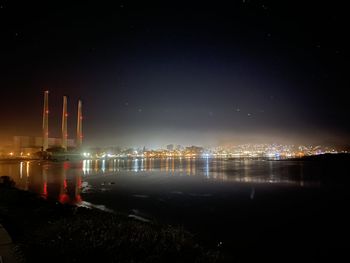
[11,91,83,158]
[41,90,83,152]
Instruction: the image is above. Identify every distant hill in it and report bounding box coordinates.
[291,153,350,162]
[291,153,350,184]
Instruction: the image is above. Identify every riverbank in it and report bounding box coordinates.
[0,179,221,263]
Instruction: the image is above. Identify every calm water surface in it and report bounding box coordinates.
[1,157,349,261]
[0,158,319,204]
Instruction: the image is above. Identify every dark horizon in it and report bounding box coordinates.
[1,1,349,148]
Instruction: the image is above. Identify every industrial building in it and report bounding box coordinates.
[12,91,83,156]
[12,136,75,155]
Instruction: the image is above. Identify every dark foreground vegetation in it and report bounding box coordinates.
[0,176,221,263]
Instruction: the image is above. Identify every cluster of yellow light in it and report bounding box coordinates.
[5,152,32,158]
[143,150,201,158]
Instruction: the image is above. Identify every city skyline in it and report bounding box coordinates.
[0,88,348,149]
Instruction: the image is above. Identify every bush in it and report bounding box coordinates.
[0,175,16,187]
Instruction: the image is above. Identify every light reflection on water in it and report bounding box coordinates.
[0,160,83,204]
[0,158,319,204]
[82,158,311,185]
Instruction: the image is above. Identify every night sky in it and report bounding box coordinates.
[0,1,349,148]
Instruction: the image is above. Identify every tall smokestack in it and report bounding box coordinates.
[42,90,49,151]
[76,99,83,148]
[61,96,68,151]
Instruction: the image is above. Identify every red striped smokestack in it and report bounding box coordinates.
[61,95,68,151]
[76,99,83,148]
[42,90,49,151]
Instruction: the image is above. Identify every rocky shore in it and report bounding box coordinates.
[0,177,221,263]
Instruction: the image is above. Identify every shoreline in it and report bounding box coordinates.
[1,152,348,162]
[1,154,350,262]
[0,181,221,263]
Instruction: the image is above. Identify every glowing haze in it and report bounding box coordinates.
[0,1,349,148]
